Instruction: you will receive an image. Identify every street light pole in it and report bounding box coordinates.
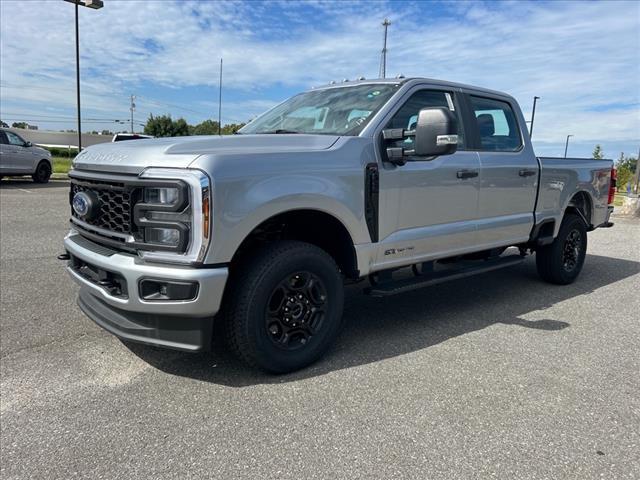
[564,134,574,158]
[64,0,103,151]
[529,96,540,138]
[74,1,81,150]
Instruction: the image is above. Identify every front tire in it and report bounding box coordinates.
[32,161,51,183]
[536,213,587,285]
[223,241,344,373]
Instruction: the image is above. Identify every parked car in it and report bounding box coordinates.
[62,77,615,373]
[0,128,53,183]
[112,133,154,142]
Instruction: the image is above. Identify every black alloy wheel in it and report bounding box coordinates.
[32,161,51,183]
[265,271,328,351]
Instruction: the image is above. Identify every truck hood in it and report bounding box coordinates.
[72,134,341,174]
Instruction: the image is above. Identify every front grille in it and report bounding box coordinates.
[70,179,139,237]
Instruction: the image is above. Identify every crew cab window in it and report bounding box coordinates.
[469,96,522,151]
[5,131,26,146]
[385,90,465,148]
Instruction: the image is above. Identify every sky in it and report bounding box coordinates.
[0,0,639,158]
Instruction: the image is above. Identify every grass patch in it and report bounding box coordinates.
[52,157,72,174]
[613,193,626,207]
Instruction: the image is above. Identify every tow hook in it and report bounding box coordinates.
[57,252,70,261]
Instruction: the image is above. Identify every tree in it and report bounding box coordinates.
[615,153,638,192]
[143,114,190,137]
[192,119,220,135]
[0,120,9,128]
[173,118,190,136]
[221,122,246,135]
[11,122,28,129]
[100,129,113,136]
[592,144,604,159]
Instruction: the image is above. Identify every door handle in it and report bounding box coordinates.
[456,169,479,179]
[519,169,537,177]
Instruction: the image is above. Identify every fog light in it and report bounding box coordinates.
[145,227,180,246]
[145,187,179,205]
[139,279,198,301]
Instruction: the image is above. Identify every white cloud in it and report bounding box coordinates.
[0,0,638,155]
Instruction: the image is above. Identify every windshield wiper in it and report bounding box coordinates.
[261,129,303,134]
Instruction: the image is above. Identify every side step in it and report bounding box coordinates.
[364,255,525,297]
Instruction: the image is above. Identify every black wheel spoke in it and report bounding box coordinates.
[561,229,582,272]
[265,270,328,351]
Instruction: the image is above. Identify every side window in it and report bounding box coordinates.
[469,96,522,152]
[0,132,8,145]
[385,90,465,148]
[5,131,26,146]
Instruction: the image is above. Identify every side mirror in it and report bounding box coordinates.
[413,107,458,156]
[383,107,458,164]
[24,141,32,147]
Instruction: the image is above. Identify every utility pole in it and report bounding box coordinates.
[129,94,136,134]
[379,18,391,79]
[218,58,223,136]
[529,96,540,138]
[564,134,573,158]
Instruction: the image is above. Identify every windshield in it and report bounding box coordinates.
[239,84,400,136]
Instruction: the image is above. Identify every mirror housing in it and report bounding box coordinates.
[413,107,458,156]
[382,107,458,164]
[24,141,32,147]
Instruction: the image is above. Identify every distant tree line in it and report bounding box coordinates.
[593,144,637,192]
[143,114,246,137]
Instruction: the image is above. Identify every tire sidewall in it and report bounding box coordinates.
[243,247,344,373]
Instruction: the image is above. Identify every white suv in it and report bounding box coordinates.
[0,129,53,183]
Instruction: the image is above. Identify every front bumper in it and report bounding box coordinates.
[64,233,228,351]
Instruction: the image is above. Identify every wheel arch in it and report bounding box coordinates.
[229,208,360,279]
[564,190,593,228]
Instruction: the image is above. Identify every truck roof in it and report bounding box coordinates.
[312,77,512,100]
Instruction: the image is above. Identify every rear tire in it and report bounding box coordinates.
[32,161,51,183]
[223,240,344,373]
[536,213,587,285]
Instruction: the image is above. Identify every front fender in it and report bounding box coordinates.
[204,173,371,265]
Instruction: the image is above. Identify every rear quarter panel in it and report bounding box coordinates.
[536,157,613,236]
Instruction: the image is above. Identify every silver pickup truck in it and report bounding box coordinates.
[62,78,615,373]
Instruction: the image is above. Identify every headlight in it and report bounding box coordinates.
[135,168,211,265]
[144,187,179,205]
[145,227,181,246]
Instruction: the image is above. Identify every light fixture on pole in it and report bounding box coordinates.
[529,96,540,138]
[564,134,574,158]
[64,0,104,151]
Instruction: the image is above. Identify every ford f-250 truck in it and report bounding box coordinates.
[62,78,615,373]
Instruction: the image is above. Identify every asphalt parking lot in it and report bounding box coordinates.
[1,178,639,479]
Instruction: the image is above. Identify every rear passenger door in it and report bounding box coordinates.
[467,94,538,247]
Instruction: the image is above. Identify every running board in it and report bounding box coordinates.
[364,255,525,297]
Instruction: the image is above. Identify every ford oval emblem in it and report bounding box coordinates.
[72,191,97,218]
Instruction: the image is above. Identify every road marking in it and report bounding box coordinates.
[18,188,33,193]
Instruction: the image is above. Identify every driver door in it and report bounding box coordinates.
[375,88,481,268]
